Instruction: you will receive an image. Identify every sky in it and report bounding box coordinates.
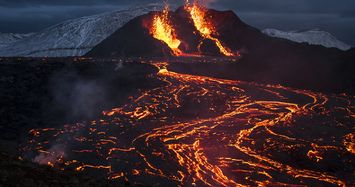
[0,0,354,46]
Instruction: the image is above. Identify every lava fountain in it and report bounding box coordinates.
[149,4,182,56]
[185,3,235,56]
[144,2,237,57]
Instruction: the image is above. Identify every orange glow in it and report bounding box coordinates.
[307,150,323,162]
[20,58,354,186]
[47,162,54,167]
[186,4,235,56]
[149,4,182,56]
[347,143,355,154]
[142,2,238,57]
[344,133,355,154]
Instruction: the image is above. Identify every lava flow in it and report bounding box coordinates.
[185,3,234,56]
[21,58,355,186]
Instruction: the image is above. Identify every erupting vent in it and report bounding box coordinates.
[149,4,182,56]
[143,2,238,57]
[186,5,234,56]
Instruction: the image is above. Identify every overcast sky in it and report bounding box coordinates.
[0,0,354,46]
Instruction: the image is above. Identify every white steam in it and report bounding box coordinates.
[50,70,108,121]
[115,60,123,71]
[34,144,65,165]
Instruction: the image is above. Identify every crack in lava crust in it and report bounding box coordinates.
[21,61,355,186]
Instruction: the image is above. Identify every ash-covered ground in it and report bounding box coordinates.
[0,57,160,187]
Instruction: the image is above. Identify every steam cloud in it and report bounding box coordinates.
[49,70,108,122]
[33,144,65,165]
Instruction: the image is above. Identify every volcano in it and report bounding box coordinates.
[5,5,355,187]
[84,6,253,57]
[85,5,355,94]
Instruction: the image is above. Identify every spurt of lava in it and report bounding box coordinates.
[86,2,246,58]
[185,5,235,57]
[144,3,237,57]
[146,4,182,56]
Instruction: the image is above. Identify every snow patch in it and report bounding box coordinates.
[262,28,351,51]
[0,4,178,57]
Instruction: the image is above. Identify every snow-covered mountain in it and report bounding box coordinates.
[262,28,351,51]
[0,33,35,48]
[0,4,178,57]
[1,5,351,57]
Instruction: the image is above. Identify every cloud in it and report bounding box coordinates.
[237,11,355,46]
[0,0,354,46]
[0,0,165,8]
[208,0,355,46]
[214,0,355,16]
[0,5,126,33]
[186,0,219,7]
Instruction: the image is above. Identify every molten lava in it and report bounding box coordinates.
[144,2,237,57]
[21,58,355,186]
[17,2,355,186]
[186,4,235,56]
[148,4,182,56]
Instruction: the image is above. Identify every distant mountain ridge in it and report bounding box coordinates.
[0,4,178,57]
[0,33,35,48]
[262,28,351,51]
[0,4,352,57]
[85,6,355,94]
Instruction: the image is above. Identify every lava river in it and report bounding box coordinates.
[21,60,355,186]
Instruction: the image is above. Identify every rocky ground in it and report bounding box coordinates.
[0,57,160,187]
[0,141,140,187]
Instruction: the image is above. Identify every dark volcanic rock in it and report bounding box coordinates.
[0,58,161,187]
[84,13,174,58]
[85,6,229,58]
[0,149,141,187]
[0,58,161,143]
[85,6,355,94]
[83,6,264,58]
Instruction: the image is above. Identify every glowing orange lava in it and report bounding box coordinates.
[144,2,237,57]
[185,4,235,56]
[149,4,182,56]
[21,59,355,186]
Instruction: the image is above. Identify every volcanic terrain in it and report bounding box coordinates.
[1,4,355,187]
[86,5,355,94]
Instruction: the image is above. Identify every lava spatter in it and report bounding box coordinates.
[144,4,182,57]
[185,4,235,57]
[143,2,237,57]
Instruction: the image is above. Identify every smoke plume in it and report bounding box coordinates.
[49,70,108,122]
[33,144,65,165]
